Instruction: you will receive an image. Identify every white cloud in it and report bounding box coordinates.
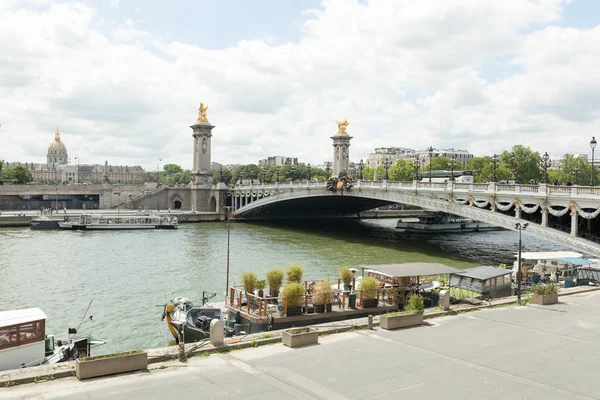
[1,0,598,172]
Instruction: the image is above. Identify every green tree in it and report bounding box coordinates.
[163,163,183,175]
[389,159,414,181]
[419,156,451,173]
[0,159,3,176]
[362,166,374,180]
[499,145,541,183]
[2,166,33,184]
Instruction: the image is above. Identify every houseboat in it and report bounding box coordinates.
[59,213,178,230]
[396,212,501,233]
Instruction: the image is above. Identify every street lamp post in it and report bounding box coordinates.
[591,137,597,186]
[515,221,529,304]
[575,167,580,185]
[325,162,331,178]
[275,166,279,183]
[540,152,551,184]
[219,166,223,183]
[490,154,498,182]
[74,156,79,185]
[157,158,162,185]
[383,157,390,180]
[306,163,312,181]
[427,146,433,183]
[358,159,365,180]
[223,206,232,302]
[290,165,295,182]
[449,152,456,182]
[413,158,421,181]
[511,152,516,181]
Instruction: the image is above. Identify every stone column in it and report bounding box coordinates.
[570,208,578,237]
[189,117,215,212]
[541,208,549,227]
[331,132,352,177]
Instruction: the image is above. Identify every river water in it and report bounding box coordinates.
[0,219,564,354]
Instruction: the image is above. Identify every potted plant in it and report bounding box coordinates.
[286,264,304,283]
[339,267,354,291]
[359,276,380,308]
[380,295,424,330]
[256,280,266,298]
[241,271,257,296]
[281,327,318,348]
[531,283,558,305]
[280,282,305,316]
[266,268,284,302]
[75,350,148,380]
[312,280,334,313]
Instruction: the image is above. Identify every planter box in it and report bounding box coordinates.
[380,313,424,330]
[286,306,302,316]
[313,303,332,313]
[362,298,378,308]
[76,351,148,380]
[282,327,318,348]
[532,293,558,305]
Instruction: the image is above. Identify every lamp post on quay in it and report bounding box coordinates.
[413,158,421,181]
[540,152,551,184]
[590,137,597,186]
[449,152,456,182]
[427,146,433,183]
[490,154,498,183]
[306,163,312,181]
[223,206,232,303]
[383,157,390,180]
[74,156,79,185]
[358,159,365,180]
[515,221,529,304]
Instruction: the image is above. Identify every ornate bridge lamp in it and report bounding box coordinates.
[413,158,421,181]
[575,167,580,185]
[325,162,331,178]
[260,167,266,184]
[591,136,597,186]
[219,166,224,183]
[275,167,279,183]
[490,154,498,182]
[540,152,551,184]
[511,152,516,181]
[449,152,456,182]
[515,221,529,304]
[358,159,365,180]
[427,146,433,183]
[383,157,390,180]
[289,165,295,182]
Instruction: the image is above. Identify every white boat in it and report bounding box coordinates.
[59,213,178,230]
[0,308,105,371]
[511,251,597,283]
[396,213,501,233]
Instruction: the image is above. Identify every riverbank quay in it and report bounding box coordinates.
[2,285,599,397]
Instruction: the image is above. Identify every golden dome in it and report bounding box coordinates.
[49,127,66,151]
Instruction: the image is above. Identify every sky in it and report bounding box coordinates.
[1,0,600,171]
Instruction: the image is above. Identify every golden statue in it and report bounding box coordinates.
[197,103,209,123]
[336,119,349,134]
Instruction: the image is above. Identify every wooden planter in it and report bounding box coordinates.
[380,313,424,330]
[313,303,332,313]
[76,351,148,380]
[286,306,302,316]
[362,298,378,308]
[282,327,318,348]
[532,293,558,305]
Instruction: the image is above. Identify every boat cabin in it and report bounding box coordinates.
[449,266,513,300]
[0,308,47,371]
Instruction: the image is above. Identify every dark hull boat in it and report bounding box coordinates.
[163,297,233,344]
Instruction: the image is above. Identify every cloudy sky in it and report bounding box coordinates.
[1,0,599,171]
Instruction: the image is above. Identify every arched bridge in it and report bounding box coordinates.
[231,180,600,256]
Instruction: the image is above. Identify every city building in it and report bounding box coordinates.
[4,129,146,183]
[402,148,473,167]
[366,147,414,168]
[258,156,299,167]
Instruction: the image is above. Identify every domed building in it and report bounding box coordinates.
[47,127,68,165]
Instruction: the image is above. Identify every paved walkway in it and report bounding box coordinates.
[3,290,600,399]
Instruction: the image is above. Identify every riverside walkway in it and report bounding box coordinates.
[3,289,600,399]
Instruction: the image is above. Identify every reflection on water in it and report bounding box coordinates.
[0,219,563,353]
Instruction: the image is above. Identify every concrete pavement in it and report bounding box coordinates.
[3,290,600,399]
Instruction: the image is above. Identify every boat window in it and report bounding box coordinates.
[0,320,45,350]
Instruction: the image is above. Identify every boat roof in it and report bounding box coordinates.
[517,251,582,260]
[453,266,513,280]
[354,263,461,278]
[555,257,594,266]
[0,308,47,328]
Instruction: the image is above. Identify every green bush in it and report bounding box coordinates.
[241,271,257,294]
[313,280,334,305]
[256,280,266,290]
[339,267,354,286]
[407,295,425,314]
[266,269,284,292]
[280,282,306,308]
[359,277,380,300]
[286,264,304,283]
[531,283,557,296]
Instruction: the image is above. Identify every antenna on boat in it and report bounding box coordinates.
[71,299,94,334]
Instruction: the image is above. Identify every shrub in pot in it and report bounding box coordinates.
[286,264,304,283]
[313,280,334,313]
[256,280,266,298]
[280,282,305,316]
[339,267,354,291]
[380,296,424,330]
[359,276,380,308]
[266,268,284,300]
[406,295,425,314]
[241,271,257,296]
[531,283,558,305]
